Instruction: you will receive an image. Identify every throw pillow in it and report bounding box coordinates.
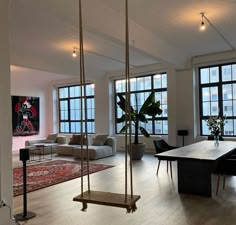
[69,134,87,145]
[46,133,58,143]
[92,134,108,146]
[56,136,66,144]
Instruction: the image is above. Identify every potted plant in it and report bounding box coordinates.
[116,91,162,160]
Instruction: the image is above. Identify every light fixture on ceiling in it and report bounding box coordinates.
[72,48,77,58]
[200,12,206,31]
[199,12,235,50]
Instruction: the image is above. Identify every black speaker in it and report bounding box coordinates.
[20,148,30,161]
[177,130,188,136]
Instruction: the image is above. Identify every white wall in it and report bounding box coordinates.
[176,68,195,146]
[0,1,15,224]
[10,66,72,151]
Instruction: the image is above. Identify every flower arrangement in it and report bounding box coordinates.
[205,116,227,137]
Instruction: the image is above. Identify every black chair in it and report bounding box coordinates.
[215,152,236,195]
[153,139,178,179]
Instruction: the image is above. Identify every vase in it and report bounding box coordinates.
[214,135,219,146]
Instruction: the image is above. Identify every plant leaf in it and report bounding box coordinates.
[116,115,126,123]
[145,101,163,116]
[139,92,155,114]
[139,127,150,137]
[119,123,130,133]
[137,113,148,123]
[117,93,134,113]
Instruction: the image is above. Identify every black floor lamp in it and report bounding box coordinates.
[177,130,188,146]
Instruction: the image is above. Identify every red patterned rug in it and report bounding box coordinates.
[13,160,113,197]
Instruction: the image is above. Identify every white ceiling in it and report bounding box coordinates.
[9,0,236,79]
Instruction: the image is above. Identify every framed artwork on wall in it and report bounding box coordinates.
[12,96,40,136]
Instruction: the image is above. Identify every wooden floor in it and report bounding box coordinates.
[13,152,236,225]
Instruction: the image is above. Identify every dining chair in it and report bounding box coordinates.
[215,153,236,195]
[153,139,178,179]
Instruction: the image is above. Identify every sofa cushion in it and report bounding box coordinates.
[44,139,55,143]
[56,136,67,144]
[92,134,108,146]
[74,145,112,160]
[69,134,87,145]
[46,133,58,143]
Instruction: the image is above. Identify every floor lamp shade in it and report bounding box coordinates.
[177,130,188,136]
[177,130,188,146]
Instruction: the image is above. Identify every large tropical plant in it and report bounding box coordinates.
[116,91,162,144]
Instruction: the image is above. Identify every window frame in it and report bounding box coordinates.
[114,73,168,135]
[58,83,95,134]
[199,62,236,137]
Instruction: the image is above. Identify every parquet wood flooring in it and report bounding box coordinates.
[13,152,236,225]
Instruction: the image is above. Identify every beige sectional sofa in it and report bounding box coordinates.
[25,133,116,160]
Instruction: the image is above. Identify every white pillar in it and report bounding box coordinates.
[0,1,15,224]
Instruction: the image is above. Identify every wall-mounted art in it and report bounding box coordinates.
[12,96,40,136]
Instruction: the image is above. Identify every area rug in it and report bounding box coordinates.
[13,160,113,197]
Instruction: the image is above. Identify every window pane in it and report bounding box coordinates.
[202,87,210,101]
[161,105,168,117]
[223,101,233,116]
[200,68,209,84]
[222,65,231,81]
[59,87,68,99]
[155,120,163,134]
[232,64,236,80]
[162,73,167,88]
[211,102,219,115]
[69,86,75,97]
[162,91,167,104]
[144,76,151,90]
[202,102,210,116]
[223,84,232,100]
[60,122,69,133]
[163,120,168,134]
[225,119,234,135]
[130,78,136,91]
[210,87,218,101]
[210,67,219,83]
[60,100,68,110]
[154,74,161,88]
[202,120,210,135]
[233,100,236,116]
[86,84,94,96]
[136,77,144,91]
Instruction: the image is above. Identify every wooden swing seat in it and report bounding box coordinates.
[73,190,141,213]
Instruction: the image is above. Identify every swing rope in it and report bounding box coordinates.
[78,0,90,196]
[73,0,140,213]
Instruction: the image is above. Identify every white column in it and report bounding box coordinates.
[167,68,177,145]
[0,1,15,224]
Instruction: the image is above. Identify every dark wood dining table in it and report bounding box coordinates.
[155,140,236,197]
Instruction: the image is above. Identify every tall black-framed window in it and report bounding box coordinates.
[58,83,95,133]
[114,73,168,135]
[199,63,236,136]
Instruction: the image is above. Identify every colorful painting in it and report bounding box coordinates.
[12,96,40,136]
